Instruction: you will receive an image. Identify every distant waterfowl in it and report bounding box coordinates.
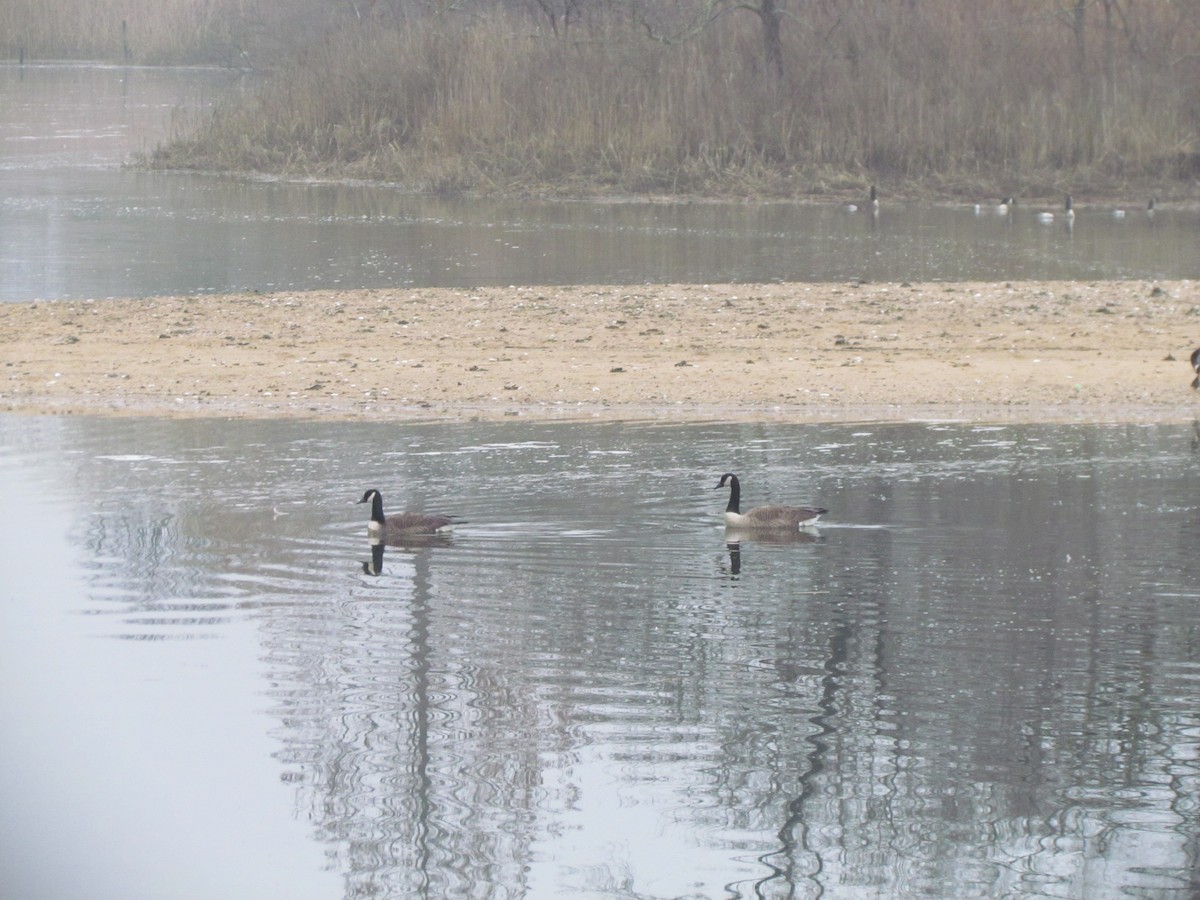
[716,473,827,530]
[1148,197,1158,220]
[357,488,463,536]
[1191,347,1200,389]
[978,197,1013,216]
[845,185,878,213]
[1037,194,1073,224]
[1112,206,1126,219]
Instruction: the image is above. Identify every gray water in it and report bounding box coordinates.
[2,414,1199,898]
[3,63,1200,303]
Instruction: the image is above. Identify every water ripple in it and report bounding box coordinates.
[7,416,1200,897]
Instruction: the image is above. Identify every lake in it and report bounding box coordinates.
[2,63,1200,303]
[2,415,1199,898]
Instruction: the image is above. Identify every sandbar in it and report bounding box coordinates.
[2,281,1198,423]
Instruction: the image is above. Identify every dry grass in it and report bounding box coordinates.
[1,0,264,65]
[15,1,1200,198]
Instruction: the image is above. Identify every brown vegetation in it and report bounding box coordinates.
[8,1,1200,199]
[1,0,259,65]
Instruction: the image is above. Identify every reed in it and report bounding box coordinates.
[137,1,1200,197]
[3,0,243,64]
[0,0,316,65]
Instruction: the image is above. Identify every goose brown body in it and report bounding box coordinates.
[716,473,826,530]
[358,489,462,536]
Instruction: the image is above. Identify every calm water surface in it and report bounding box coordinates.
[3,63,1200,302]
[2,414,1198,898]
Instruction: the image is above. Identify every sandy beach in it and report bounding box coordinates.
[2,281,1198,423]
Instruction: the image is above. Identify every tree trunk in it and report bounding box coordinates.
[1073,0,1087,73]
[760,0,784,78]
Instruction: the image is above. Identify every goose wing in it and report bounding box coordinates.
[743,504,827,528]
[384,512,462,534]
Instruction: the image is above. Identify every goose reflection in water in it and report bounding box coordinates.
[723,527,824,576]
[361,531,456,576]
[363,541,386,576]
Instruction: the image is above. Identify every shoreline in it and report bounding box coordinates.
[3,281,1198,425]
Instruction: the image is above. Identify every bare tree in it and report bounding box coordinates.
[526,0,589,37]
[631,0,787,78]
[1070,0,1087,72]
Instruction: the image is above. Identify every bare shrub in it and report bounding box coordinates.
[139,0,1200,196]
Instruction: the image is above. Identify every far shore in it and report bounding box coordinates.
[2,281,1199,424]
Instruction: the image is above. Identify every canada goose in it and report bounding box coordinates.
[845,185,877,213]
[716,473,827,530]
[1037,195,1072,224]
[1148,197,1158,220]
[1191,347,1200,389]
[981,197,1012,215]
[357,488,463,536]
